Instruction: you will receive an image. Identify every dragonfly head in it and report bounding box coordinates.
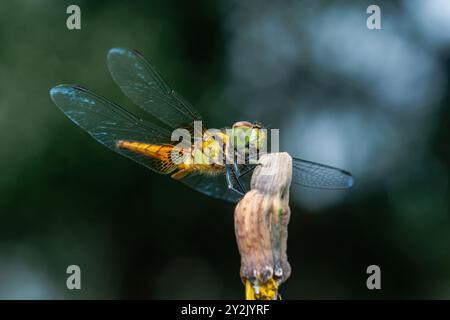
[231,121,267,160]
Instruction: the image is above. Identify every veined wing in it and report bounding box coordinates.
[50,84,176,174]
[182,157,353,202]
[50,84,241,201]
[107,47,202,129]
[292,158,354,189]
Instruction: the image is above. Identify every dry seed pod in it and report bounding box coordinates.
[234,152,292,300]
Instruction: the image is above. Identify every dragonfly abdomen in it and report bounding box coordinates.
[116,140,172,157]
[116,140,226,178]
[116,140,178,174]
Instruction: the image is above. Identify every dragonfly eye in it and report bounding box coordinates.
[232,121,253,129]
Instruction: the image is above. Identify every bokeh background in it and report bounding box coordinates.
[0,0,449,299]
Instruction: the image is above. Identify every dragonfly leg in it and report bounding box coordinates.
[238,164,259,178]
[232,161,241,175]
[232,163,247,193]
[226,165,245,196]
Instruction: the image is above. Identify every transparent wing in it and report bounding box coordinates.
[50,84,245,201]
[50,84,175,174]
[107,47,202,129]
[292,158,354,189]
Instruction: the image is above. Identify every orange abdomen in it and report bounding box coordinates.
[116,140,184,174]
[116,140,173,160]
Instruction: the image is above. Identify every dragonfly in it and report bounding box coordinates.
[50,47,353,203]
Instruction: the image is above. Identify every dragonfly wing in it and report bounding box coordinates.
[107,47,202,129]
[292,157,354,189]
[50,84,175,174]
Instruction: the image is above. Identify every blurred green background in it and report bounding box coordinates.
[0,0,449,299]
